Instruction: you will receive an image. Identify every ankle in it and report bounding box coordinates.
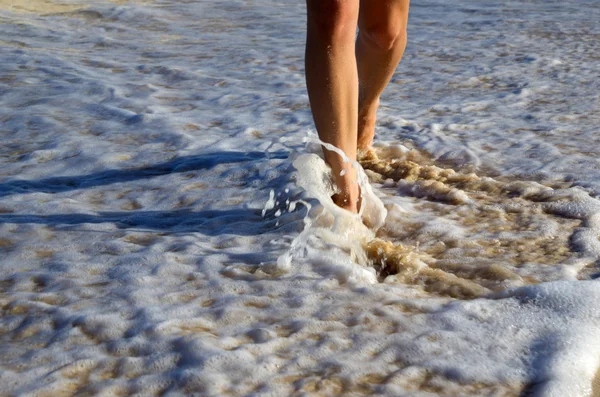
[332,185,361,213]
[357,98,379,150]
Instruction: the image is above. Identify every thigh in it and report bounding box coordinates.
[358,0,410,34]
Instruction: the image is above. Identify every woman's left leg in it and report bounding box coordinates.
[356,0,410,150]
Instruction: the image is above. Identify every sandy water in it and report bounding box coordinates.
[1,0,600,396]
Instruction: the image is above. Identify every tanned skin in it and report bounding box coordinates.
[305,0,410,213]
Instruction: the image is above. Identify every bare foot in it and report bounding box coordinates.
[357,98,379,151]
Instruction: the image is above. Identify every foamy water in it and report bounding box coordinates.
[1,1,600,396]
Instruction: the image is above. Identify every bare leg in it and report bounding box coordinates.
[305,0,361,213]
[356,0,410,151]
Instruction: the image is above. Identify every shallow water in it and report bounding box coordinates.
[1,1,600,396]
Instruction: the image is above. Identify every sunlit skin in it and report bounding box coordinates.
[305,0,410,213]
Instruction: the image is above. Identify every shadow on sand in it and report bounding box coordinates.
[0,150,298,235]
[0,150,288,198]
[0,208,277,236]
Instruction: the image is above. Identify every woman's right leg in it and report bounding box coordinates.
[305,0,361,213]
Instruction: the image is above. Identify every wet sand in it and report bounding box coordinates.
[0,0,150,14]
[0,0,84,14]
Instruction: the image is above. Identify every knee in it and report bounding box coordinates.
[360,22,407,51]
[307,0,358,44]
